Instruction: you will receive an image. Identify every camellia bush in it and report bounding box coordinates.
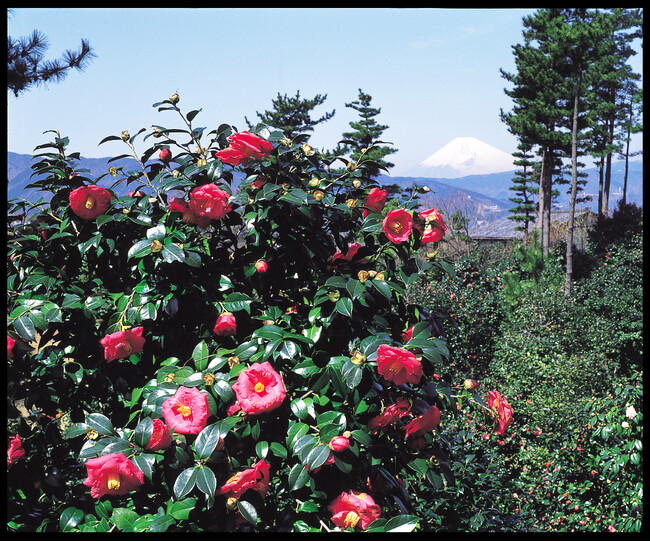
[7,94,513,533]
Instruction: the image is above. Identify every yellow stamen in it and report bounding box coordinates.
[107,472,121,490]
[85,196,96,209]
[390,220,402,233]
[254,382,265,393]
[177,405,192,418]
[388,359,402,373]
[123,341,132,354]
[344,511,360,528]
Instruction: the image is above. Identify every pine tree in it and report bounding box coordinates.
[333,89,396,179]
[245,90,335,140]
[507,142,538,235]
[7,25,95,97]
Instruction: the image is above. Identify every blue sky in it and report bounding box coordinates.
[7,8,643,176]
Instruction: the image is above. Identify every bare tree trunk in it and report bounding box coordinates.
[565,69,582,298]
[536,149,551,257]
[597,158,604,216]
[602,115,614,216]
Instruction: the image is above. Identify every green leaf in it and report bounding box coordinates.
[111,508,140,532]
[195,465,217,499]
[174,467,198,499]
[162,242,185,263]
[383,515,420,532]
[94,500,113,521]
[335,297,353,318]
[14,314,36,342]
[60,507,84,532]
[167,497,198,521]
[269,441,288,459]
[192,340,210,371]
[86,413,114,436]
[130,453,155,481]
[128,239,152,259]
[140,302,158,321]
[255,440,269,459]
[288,462,311,491]
[237,500,258,525]
[305,444,332,470]
[222,292,253,314]
[147,515,176,533]
[194,423,224,459]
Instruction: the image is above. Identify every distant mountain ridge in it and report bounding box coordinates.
[7,151,642,216]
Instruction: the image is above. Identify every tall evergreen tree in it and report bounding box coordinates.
[333,89,397,179]
[507,142,538,235]
[7,24,95,97]
[617,83,643,204]
[245,90,335,140]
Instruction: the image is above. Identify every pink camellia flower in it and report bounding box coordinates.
[363,187,388,218]
[218,458,270,500]
[255,260,268,273]
[401,325,415,342]
[232,361,287,415]
[418,208,447,244]
[382,209,412,244]
[404,406,441,439]
[376,344,422,386]
[214,312,237,337]
[145,419,172,452]
[328,490,381,530]
[83,452,144,498]
[167,197,212,228]
[7,335,16,360]
[99,326,145,362]
[367,398,411,434]
[7,435,25,467]
[188,184,232,221]
[332,242,363,264]
[215,131,274,167]
[69,185,113,220]
[329,435,350,452]
[487,390,514,435]
[162,386,210,435]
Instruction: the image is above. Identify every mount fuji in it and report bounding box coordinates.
[407,136,516,179]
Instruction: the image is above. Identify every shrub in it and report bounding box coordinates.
[7,96,495,533]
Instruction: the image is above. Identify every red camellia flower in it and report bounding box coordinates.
[487,390,514,435]
[382,209,412,244]
[69,185,113,220]
[363,187,388,218]
[255,259,268,273]
[99,326,145,362]
[7,435,25,467]
[367,398,411,434]
[188,184,232,221]
[162,386,210,435]
[218,458,270,500]
[401,325,415,343]
[376,344,422,386]
[332,242,362,264]
[404,405,441,439]
[168,197,212,228]
[328,490,381,530]
[214,312,237,336]
[418,208,447,244]
[83,452,144,499]
[145,419,172,452]
[7,335,16,360]
[232,361,287,415]
[215,131,274,167]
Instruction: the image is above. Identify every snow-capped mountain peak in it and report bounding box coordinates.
[414,136,516,178]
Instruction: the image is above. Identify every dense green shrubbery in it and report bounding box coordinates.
[408,208,643,532]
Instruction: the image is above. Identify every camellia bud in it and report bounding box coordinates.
[109,166,117,177]
[309,178,320,187]
[329,435,350,452]
[204,373,216,386]
[121,130,130,141]
[159,148,172,163]
[226,496,238,510]
[152,128,163,138]
[350,351,366,365]
[150,240,163,253]
[255,260,268,273]
[357,270,370,283]
[313,190,325,202]
[227,356,240,369]
[352,180,361,189]
[169,92,180,105]
[346,199,357,209]
[164,373,175,383]
[327,289,340,302]
[464,379,480,391]
[302,144,315,156]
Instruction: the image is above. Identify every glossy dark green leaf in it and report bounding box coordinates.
[86,413,114,436]
[59,507,84,532]
[237,500,258,525]
[174,467,198,500]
